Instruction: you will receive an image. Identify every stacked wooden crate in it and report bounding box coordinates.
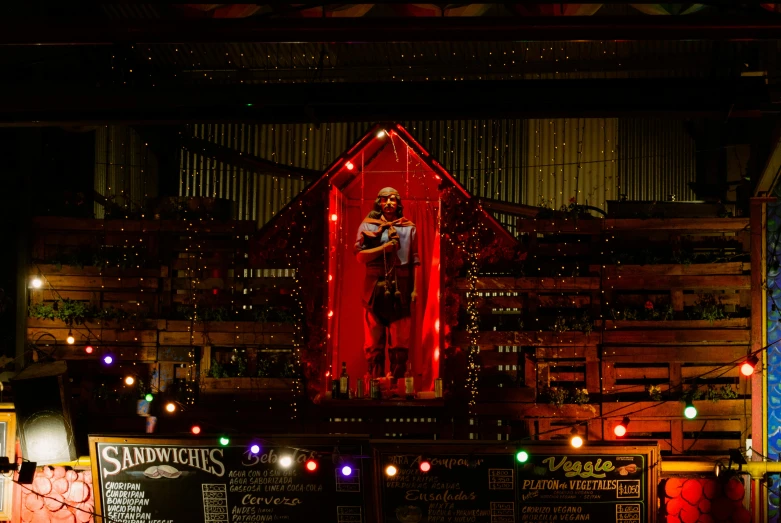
[27,217,300,421]
[456,216,752,455]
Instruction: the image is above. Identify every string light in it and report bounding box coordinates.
[124,376,135,386]
[31,277,42,289]
[165,402,176,413]
[613,417,630,438]
[66,330,75,345]
[219,436,230,446]
[191,425,201,435]
[385,465,398,477]
[305,459,318,472]
[741,355,759,377]
[250,444,260,454]
[279,456,293,468]
[570,427,584,448]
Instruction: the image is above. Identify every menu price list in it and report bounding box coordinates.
[381,455,516,523]
[96,443,367,523]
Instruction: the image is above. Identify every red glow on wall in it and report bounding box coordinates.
[212,288,219,295]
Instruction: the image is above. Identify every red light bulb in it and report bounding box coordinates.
[345,161,354,171]
[741,362,754,377]
[191,425,201,435]
[85,345,94,354]
[614,424,627,438]
[305,459,318,472]
[330,213,338,222]
[419,461,431,473]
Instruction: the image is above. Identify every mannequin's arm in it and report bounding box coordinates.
[356,239,397,264]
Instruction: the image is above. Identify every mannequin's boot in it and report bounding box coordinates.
[389,348,409,380]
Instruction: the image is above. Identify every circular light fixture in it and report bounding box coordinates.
[614,424,627,438]
[165,402,176,413]
[305,459,318,472]
[31,277,42,289]
[516,450,529,463]
[684,403,698,420]
[330,213,338,222]
[145,393,154,402]
[103,355,113,365]
[280,456,293,468]
[219,437,230,446]
[376,130,387,139]
[341,465,352,477]
[124,376,135,386]
[250,444,260,454]
[385,465,398,477]
[570,435,584,449]
[419,461,431,473]
[84,345,94,354]
[191,425,201,435]
[345,161,354,171]
[66,331,75,345]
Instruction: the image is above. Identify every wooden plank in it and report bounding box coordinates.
[608,275,750,290]
[516,219,601,234]
[603,346,748,363]
[473,403,600,419]
[603,329,749,345]
[27,318,156,329]
[456,277,600,291]
[158,331,294,346]
[451,331,598,348]
[49,345,157,361]
[612,366,669,379]
[477,388,537,403]
[517,218,749,234]
[683,419,744,432]
[596,262,748,276]
[35,265,163,277]
[160,320,295,334]
[603,218,749,232]
[43,275,158,290]
[601,318,750,329]
[535,347,591,359]
[683,440,742,453]
[28,327,157,344]
[681,366,741,379]
[602,400,746,418]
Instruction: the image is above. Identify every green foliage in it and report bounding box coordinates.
[684,384,738,403]
[572,388,590,405]
[29,300,147,327]
[253,306,295,325]
[171,305,230,323]
[647,384,663,401]
[689,294,728,324]
[609,303,673,321]
[29,303,57,321]
[208,359,227,378]
[56,299,90,326]
[208,350,249,378]
[257,353,297,378]
[551,313,592,335]
[544,387,568,408]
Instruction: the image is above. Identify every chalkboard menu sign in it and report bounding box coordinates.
[376,443,657,523]
[380,452,516,523]
[517,453,648,523]
[89,436,369,523]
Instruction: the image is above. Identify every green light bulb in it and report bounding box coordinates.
[219,437,230,446]
[145,393,154,402]
[516,450,529,463]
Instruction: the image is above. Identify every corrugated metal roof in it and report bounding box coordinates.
[178,118,695,229]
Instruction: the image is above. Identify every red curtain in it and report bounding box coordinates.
[327,141,441,394]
